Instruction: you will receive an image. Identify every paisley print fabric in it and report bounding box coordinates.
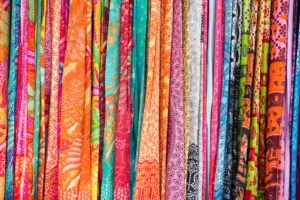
[186,0,202,197]
[209,0,224,198]
[0,0,9,197]
[214,0,233,197]
[265,0,288,198]
[166,0,184,197]
[133,0,161,197]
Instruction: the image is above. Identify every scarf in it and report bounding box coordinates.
[214,0,233,196]
[264,0,288,197]
[160,0,173,197]
[134,0,161,197]
[5,0,20,198]
[234,0,259,197]
[91,0,101,198]
[14,0,29,197]
[209,0,224,198]
[0,1,10,198]
[113,0,133,197]
[130,0,148,195]
[101,0,121,196]
[186,0,202,196]
[166,0,184,197]
[258,0,271,198]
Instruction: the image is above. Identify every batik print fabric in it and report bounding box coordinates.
[186,0,202,197]
[291,11,300,200]
[214,0,233,197]
[244,0,265,197]
[101,0,121,196]
[265,0,288,198]
[5,0,20,198]
[14,0,29,198]
[133,0,161,198]
[209,0,224,198]
[258,0,271,198]
[166,0,184,197]
[0,0,9,198]
[59,0,92,198]
[130,0,148,195]
[235,0,259,197]
[113,0,132,197]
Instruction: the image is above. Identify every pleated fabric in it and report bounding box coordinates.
[265,0,288,198]
[0,0,9,198]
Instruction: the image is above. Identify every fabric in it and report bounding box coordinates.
[213,0,233,196]
[234,0,259,197]
[113,0,133,197]
[13,0,29,198]
[258,0,271,198]
[209,0,224,198]
[186,0,202,196]
[101,0,122,196]
[264,0,288,197]
[130,0,148,195]
[133,0,161,197]
[0,0,9,198]
[5,0,20,198]
[244,0,265,197]
[166,0,184,197]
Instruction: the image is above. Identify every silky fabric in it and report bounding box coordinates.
[13,0,29,198]
[265,0,288,197]
[100,0,122,196]
[166,0,184,197]
[130,0,148,195]
[59,0,92,198]
[186,0,202,196]
[234,0,259,197]
[113,0,133,197]
[209,0,224,198]
[133,0,162,197]
[214,0,233,196]
[5,0,20,198]
[0,0,9,198]
[258,0,271,198]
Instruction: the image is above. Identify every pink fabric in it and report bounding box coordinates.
[208,0,224,199]
[166,0,184,198]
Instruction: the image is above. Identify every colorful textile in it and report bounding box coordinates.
[214,0,233,196]
[166,0,184,197]
[113,0,133,197]
[209,0,224,198]
[0,1,9,198]
[265,0,288,198]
